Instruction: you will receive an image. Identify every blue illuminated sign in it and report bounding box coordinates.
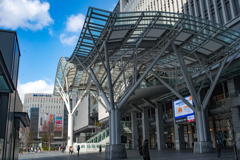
[33,94,52,97]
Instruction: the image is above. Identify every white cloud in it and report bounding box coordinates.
[59,13,84,46]
[48,27,53,36]
[66,14,85,33]
[60,34,78,46]
[18,80,54,103]
[0,0,54,30]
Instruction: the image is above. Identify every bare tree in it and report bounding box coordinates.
[19,127,34,149]
[39,123,56,151]
[215,99,240,160]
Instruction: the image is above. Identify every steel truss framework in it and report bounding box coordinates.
[53,7,240,151]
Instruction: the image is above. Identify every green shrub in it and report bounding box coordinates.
[42,146,48,151]
[42,146,55,151]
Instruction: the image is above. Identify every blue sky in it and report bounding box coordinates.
[0,0,118,101]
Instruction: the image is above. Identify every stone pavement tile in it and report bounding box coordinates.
[19,148,239,160]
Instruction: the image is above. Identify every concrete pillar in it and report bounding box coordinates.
[188,0,194,16]
[209,120,216,148]
[184,125,188,148]
[193,0,199,17]
[155,103,165,150]
[206,0,212,21]
[229,0,237,17]
[174,124,185,150]
[213,0,221,23]
[220,0,228,23]
[131,112,138,150]
[227,78,235,98]
[199,0,205,19]
[142,108,149,141]
[231,107,240,150]
[188,124,194,148]
[227,78,240,150]
[171,126,175,148]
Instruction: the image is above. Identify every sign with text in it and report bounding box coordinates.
[174,96,195,123]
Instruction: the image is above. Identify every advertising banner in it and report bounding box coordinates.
[39,113,62,132]
[173,96,195,123]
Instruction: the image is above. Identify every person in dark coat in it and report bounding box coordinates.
[77,145,80,156]
[216,140,222,158]
[142,139,150,160]
[99,145,102,153]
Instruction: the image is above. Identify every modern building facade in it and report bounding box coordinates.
[0,30,30,160]
[120,0,240,29]
[23,93,65,116]
[117,0,240,151]
[22,93,67,147]
[53,1,240,159]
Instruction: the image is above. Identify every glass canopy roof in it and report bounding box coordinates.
[54,7,240,96]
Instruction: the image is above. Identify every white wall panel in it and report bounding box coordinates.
[74,95,89,131]
[98,97,109,121]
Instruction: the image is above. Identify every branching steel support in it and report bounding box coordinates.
[118,40,172,109]
[87,27,107,72]
[74,57,111,110]
[104,42,116,145]
[173,43,201,110]
[202,56,227,110]
[150,71,196,112]
[172,43,205,141]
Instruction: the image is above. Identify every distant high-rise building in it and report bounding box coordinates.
[120,0,240,29]
[23,93,67,145]
[23,93,65,116]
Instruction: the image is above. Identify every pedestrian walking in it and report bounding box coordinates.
[69,146,74,154]
[28,148,30,154]
[142,139,150,160]
[77,145,80,156]
[216,140,222,158]
[20,148,23,154]
[99,145,102,153]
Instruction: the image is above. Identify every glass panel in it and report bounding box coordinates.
[0,139,4,160]
[0,76,10,91]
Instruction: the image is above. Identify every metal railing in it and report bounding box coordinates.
[85,128,109,143]
[85,121,132,143]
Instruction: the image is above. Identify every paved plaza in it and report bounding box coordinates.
[19,148,239,160]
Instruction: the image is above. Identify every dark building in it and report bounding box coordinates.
[30,108,39,139]
[0,29,30,160]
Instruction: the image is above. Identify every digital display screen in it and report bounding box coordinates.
[173,96,195,123]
